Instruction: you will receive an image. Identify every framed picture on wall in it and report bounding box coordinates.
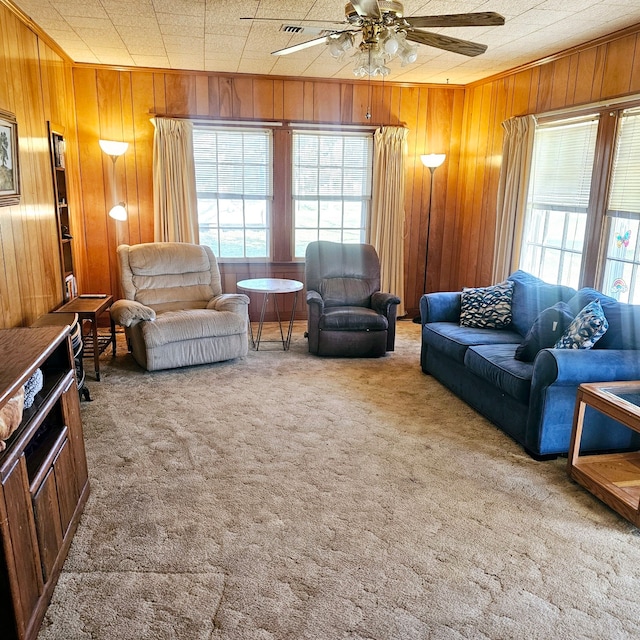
[0,109,20,207]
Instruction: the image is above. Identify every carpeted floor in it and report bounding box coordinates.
[38,320,640,640]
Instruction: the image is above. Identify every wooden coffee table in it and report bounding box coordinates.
[237,278,303,351]
[55,295,116,380]
[568,381,640,526]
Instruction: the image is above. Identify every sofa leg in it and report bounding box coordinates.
[524,447,558,461]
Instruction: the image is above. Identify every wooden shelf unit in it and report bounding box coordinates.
[0,327,89,640]
[47,123,76,300]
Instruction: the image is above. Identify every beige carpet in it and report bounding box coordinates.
[38,321,640,640]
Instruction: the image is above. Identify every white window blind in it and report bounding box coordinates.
[530,117,599,211]
[608,107,640,216]
[519,116,599,288]
[292,131,373,258]
[194,128,272,197]
[193,127,272,258]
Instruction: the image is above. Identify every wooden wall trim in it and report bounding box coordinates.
[0,0,72,64]
[71,61,463,90]
[467,21,640,90]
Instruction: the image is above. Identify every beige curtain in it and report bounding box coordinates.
[492,114,536,282]
[152,117,199,243]
[371,126,408,317]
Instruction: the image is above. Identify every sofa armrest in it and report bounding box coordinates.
[371,292,401,316]
[532,349,640,389]
[207,294,250,318]
[420,292,461,325]
[110,299,156,327]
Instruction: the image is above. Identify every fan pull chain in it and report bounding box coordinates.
[366,48,372,120]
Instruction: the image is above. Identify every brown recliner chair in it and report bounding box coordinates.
[305,241,401,357]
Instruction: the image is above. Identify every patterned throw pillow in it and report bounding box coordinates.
[460,280,514,329]
[555,299,608,349]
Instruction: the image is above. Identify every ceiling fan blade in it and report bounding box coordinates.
[349,0,381,20]
[404,12,505,28]
[406,30,488,57]
[272,36,330,56]
[240,17,347,25]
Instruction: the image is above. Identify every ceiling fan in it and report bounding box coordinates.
[241,1,505,77]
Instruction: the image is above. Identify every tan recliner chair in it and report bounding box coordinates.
[110,242,249,371]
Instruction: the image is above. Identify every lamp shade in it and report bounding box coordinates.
[421,154,446,169]
[99,139,128,157]
[109,203,127,221]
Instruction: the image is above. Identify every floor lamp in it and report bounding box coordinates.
[413,153,446,323]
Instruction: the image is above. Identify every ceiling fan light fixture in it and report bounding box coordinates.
[399,42,418,65]
[353,45,390,77]
[327,31,354,59]
[380,28,399,55]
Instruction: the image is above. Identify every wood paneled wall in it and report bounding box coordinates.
[0,1,77,328]
[70,67,465,319]
[4,0,640,327]
[452,26,640,292]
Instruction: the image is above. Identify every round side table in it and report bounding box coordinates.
[237,278,303,351]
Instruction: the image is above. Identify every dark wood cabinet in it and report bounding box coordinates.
[0,327,89,640]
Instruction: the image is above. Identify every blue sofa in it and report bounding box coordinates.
[420,271,640,458]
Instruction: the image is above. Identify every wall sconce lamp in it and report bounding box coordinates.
[414,153,446,322]
[99,139,129,220]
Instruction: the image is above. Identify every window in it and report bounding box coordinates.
[518,100,640,302]
[193,127,272,259]
[601,108,640,302]
[519,116,599,289]
[292,131,373,259]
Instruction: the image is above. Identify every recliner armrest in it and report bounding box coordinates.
[110,299,156,327]
[207,294,250,318]
[371,292,400,316]
[306,290,324,311]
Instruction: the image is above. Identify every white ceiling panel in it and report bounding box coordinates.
[11,0,640,85]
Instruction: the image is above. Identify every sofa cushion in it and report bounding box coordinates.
[423,322,523,364]
[555,299,608,350]
[460,280,514,329]
[319,307,387,331]
[508,270,576,337]
[464,344,533,404]
[569,288,640,350]
[514,302,575,362]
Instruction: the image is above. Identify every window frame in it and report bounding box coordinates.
[192,120,376,264]
[520,96,640,296]
[290,129,374,260]
[192,124,274,261]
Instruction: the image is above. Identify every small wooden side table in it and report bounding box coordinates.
[55,294,115,381]
[568,381,640,526]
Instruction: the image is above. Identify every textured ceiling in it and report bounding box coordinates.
[11,0,640,84]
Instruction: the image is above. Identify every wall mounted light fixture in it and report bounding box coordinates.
[99,139,129,220]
